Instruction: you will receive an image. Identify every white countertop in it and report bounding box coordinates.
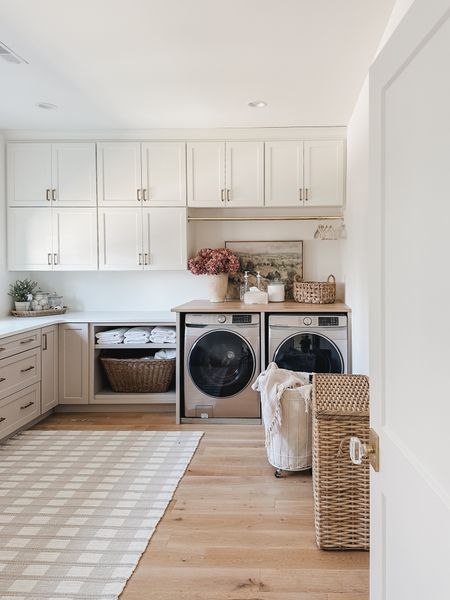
[0,311,175,340]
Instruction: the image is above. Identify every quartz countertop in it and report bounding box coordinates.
[0,311,175,340]
[171,299,351,313]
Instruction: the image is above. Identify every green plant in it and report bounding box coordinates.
[8,278,38,302]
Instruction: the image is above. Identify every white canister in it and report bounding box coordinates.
[267,280,285,302]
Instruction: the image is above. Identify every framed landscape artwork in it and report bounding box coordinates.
[224,240,303,300]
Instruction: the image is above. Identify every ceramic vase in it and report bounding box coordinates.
[207,273,228,303]
[14,301,30,311]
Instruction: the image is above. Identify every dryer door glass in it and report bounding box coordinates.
[188,330,255,398]
[274,332,344,373]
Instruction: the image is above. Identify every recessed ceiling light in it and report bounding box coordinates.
[247,100,267,108]
[37,102,58,110]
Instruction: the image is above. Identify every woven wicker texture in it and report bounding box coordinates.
[312,373,370,550]
[294,274,336,304]
[101,357,175,393]
[11,307,67,317]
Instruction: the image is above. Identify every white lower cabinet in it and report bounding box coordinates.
[41,325,59,412]
[8,207,98,271]
[143,208,187,270]
[99,207,187,270]
[59,323,89,405]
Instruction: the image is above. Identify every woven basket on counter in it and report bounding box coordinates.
[293,274,336,304]
[312,373,370,550]
[100,356,175,393]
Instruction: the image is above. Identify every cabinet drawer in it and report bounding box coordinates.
[0,330,41,360]
[0,384,40,440]
[0,347,41,400]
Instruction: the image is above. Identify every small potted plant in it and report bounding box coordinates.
[8,278,38,312]
[188,248,239,302]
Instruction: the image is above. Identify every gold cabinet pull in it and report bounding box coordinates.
[298,188,303,202]
[20,366,35,373]
[305,188,309,202]
[220,189,225,202]
[226,189,231,202]
[0,377,6,383]
[20,338,34,345]
[53,253,58,265]
[48,253,52,266]
[52,188,57,201]
[42,333,47,351]
[20,402,34,410]
[0,417,6,423]
[143,189,148,202]
[46,189,51,202]
[144,253,149,265]
[138,253,143,266]
[137,189,142,202]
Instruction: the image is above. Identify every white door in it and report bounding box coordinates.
[304,140,344,206]
[51,143,97,206]
[264,141,304,207]
[369,2,450,598]
[97,143,142,206]
[98,208,143,270]
[225,141,264,207]
[141,142,186,206]
[7,208,53,270]
[143,208,187,270]
[187,141,225,207]
[52,209,98,270]
[41,325,59,412]
[7,143,52,207]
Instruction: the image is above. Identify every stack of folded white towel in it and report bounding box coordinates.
[96,327,129,344]
[123,327,153,344]
[154,349,176,360]
[150,326,176,344]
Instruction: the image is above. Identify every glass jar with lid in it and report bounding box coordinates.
[267,279,285,302]
[31,291,50,311]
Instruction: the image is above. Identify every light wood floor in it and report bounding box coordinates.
[34,412,369,600]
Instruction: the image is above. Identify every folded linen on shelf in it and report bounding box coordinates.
[154,349,176,360]
[123,327,153,344]
[150,326,176,344]
[96,327,129,344]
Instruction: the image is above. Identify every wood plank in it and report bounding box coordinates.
[171,299,351,313]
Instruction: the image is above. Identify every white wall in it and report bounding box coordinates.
[35,219,343,310]
[344,0,415,374]
[0,134,13,317]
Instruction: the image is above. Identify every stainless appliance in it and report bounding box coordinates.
[268,314,349,373]
[184,313,260,420]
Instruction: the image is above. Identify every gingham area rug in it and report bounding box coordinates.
[0,429,203,599]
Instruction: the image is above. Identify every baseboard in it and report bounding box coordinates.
[55,404,176,413]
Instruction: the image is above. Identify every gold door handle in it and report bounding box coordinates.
[20,366,35,373]
[20,402,34,410]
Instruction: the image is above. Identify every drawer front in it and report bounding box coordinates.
[0,384,40,440]
[0,330,41,360]
[0,347,41,401]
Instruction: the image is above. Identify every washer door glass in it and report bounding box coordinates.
[189,330,255,398]
[274,332,344,373]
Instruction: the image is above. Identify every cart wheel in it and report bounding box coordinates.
[274,469,282,478]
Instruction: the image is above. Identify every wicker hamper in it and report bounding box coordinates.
[100,356,175,393]
[312,373,370,550]
[294,274,336,304]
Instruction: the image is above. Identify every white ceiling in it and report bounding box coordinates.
[0,0,394,130]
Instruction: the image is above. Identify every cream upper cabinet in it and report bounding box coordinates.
[187,142,225,207]
[41,325,59,412]
[225,141,264,207]
[52,209,98,270]
[141,142,186,206]
[97,143,142,206]
[7,143,52,207]
[265,141,304,207]
[303,140,345,206]
[98,208,143,270]
[7,142,96,207]
[143,208,187,270]
[51,144,97,206]
[8,208,53,271]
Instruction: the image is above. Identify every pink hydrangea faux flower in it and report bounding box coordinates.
[188,248,240,275]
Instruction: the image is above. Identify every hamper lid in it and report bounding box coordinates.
[312,374,369,416]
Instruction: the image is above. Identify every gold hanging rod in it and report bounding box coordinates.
[188,215,343,222]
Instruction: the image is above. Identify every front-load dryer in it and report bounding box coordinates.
[268,314,349,373]
[184,313,260,420]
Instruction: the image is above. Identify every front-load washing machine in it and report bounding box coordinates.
[268,314,349,373]
[184,313,260,420]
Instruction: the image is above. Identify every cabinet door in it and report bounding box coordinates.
[97,143,142,206]
[141,142,186,206]
[59,323,89,404]
[143,208,187,270]
[41,325,59,412]
[187,142,225,207]
[53,208,98,270]
[265,141,304,207]
[8,208,53,270]
[303,140,345,206]
[51,143,97,206]
[7,143,52,207]
[98,208,143,270]
[225,141,264,207]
